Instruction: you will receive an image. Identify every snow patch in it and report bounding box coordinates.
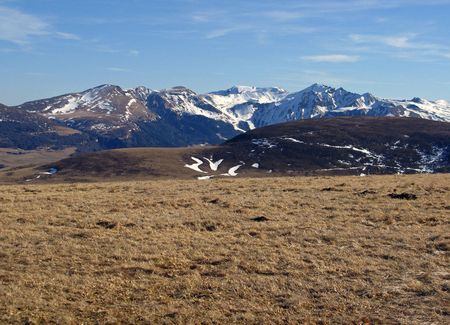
[222,165,242,177]
[204,158,224,171]
[198,175,214,180]
[184,157,207,173]
[281,137,306,144]
[251,138,277,149]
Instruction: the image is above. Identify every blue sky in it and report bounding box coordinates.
[1,0,449,105]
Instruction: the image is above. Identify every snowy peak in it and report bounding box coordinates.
[289,84,376,108]
[17,84,156,125]
[302,83,334,93]
[210,85,287,101]
[435,99,449,106]
[163,86,197,96]
[205,85,288,114]
[147,86,223,119]
[128,86,154,102]
[212,85,287,96]
[274,84,374,121]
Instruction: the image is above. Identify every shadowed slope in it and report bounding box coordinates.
[3,117,448,183]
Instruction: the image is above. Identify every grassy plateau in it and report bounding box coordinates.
[0,174,449,324]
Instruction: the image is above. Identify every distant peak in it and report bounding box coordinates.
[411,97,424,104]
[435,99,449,105]
[92,84,118,90]
[304,83,334,93]
[228,85,257,94]
[82,84,123,94]
[164,86,197,96]
[211,85,287,96]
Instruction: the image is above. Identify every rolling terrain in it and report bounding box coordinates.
[2,117,448,184]
[0,174,448,323]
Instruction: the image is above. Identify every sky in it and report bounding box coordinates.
[0,0,450,105]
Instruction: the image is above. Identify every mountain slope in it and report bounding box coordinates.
[0,105,92,150]
[220,117,450,175]
[8,117,447,183]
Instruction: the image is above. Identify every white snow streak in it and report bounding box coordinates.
[184,157,207,173]
[204,158,224,171]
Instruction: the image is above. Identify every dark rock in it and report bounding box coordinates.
[388,192,417,200]
[96,220,117,229]
[251,216,269,222]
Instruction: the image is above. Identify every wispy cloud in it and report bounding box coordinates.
[349,34,440,50]
[288,0,450,14]
[191,5,316,41]
[56,32,81,41]
[106,67,131,72]
[0,6,49,45]
[348,33,450,61]
[0,5,81,46]
[205,27,244,39]
[302,54,360,63]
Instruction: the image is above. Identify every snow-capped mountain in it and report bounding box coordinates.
[207,85,287,109]
[251,83,449,127]
[1,83,449,151]
[18,84,155,122]
[146,85,288,131]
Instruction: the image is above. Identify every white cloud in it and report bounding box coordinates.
[56,32,81,41]
[0,6,49,44]
[0,6,81,46]
[349,34,440,50]
[205,27,241,39]
[302,54,360,63]
[106,67,131,72]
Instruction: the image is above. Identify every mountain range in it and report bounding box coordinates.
[1,83,449,151]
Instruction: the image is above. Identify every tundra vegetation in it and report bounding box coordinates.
[0,174,449,324]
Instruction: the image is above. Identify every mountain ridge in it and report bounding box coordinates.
[1,83,449,151]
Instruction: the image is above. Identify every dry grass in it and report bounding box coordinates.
[0,148,76,169]
[0,174,449,324]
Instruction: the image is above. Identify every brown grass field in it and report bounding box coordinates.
[0,174,449,324]
[0,148,76,170]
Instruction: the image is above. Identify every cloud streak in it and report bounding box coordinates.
[349,34,440,50]
[348,33,450,61]
[56,32,81,41]
[106,67,131,72]
[302,54,360,63]
[0,6,49,44]
[0,5,81,46]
